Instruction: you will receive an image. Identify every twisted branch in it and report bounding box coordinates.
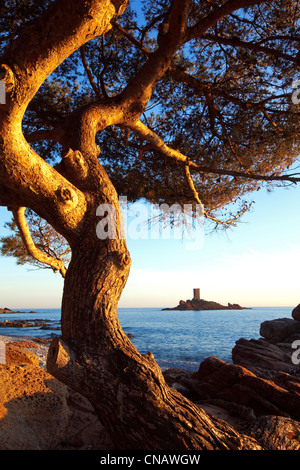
[127,120,300,184]
[12,207,67,277]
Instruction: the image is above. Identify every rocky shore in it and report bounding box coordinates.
[0,335,113,450]
[163,307,300,450]
[0,318,60,330]
[1,306,300,449]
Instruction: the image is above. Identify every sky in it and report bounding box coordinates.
[0,179,299,309]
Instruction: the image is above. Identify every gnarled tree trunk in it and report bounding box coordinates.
[47,182,245,450]
[45,137,246,449]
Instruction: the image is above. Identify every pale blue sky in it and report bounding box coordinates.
[0,180,299,309]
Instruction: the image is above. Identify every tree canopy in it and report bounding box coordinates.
[2,0,300,268]
[2,0,300,227]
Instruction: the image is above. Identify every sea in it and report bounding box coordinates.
[0,306,293,371]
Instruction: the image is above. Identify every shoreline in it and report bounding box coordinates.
[1,313,300,449]
[0,333,200,371]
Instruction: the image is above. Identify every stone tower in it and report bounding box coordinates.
[193,288,200,300]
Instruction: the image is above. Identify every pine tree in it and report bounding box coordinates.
[0,0,300,449]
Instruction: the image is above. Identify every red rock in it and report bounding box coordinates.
[260,317,300,343]
[189,356,300,421]
[232,337,296,376]
[249,416,300,450]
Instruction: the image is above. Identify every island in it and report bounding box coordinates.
[0,307,36,313]
[162,288,247,311]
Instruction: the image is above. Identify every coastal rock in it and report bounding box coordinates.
[0,308,13,313]
[292,304,300,322]
[166,355,300,422]
[260,317,300,344]
[0,341,112,450]
[249,416,300,450]
[0,319,60,330]
[162,314,300,449]
[232,338,297,377]
[0,364,69,449]
[0,308,36,314]
[163,368,195,398]
[5,343,40,367]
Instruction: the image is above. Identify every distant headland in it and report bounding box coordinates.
[0,307,36,314]
[162,288,247,311]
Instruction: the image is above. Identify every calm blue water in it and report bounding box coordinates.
[0,306,293,370]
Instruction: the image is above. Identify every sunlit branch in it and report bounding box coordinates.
[195,166,300,183]
[168,66,290,111]
[262,109,284,131]
[111,20,291,126]
[127,120,300,184]
[184,160,251,227]
[256,35,300,45]
[12,207,67,278]
[184,162,203,206]
[25,128,63,144]
[204,93,250,171]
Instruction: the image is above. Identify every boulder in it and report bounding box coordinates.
[177,356,300,421]
[292,304,300,322]
[232,337,297,377]
[0,341,112,450]
[249,416,300,450]
[0,362,69,449]
[163,354,300,450]
[5,343,40,367]
[0,319,60,330]
[260,317,300,344]
[163,367,195,399]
